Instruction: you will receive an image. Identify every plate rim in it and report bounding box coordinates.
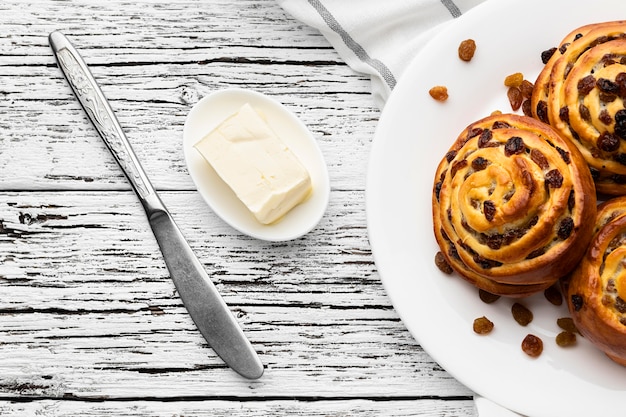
[365,0,626,415]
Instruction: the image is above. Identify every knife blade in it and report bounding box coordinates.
[48,31,264,380]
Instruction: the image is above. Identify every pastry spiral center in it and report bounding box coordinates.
[460,155,545,233]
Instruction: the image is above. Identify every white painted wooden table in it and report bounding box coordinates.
[0,1,477,415]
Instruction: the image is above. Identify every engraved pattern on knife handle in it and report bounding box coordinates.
[56,47,151,199]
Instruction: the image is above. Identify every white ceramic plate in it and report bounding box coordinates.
[183,88,330,241]
[366,0,626,416]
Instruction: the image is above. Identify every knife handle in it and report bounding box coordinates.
[48,31,157,207]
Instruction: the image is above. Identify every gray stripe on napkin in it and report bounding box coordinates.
[307,0,397,90]
[440,0,462,18]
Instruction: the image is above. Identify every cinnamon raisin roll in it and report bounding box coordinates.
[531,21,626,195]
[433,114,596,297]
[567,196,626,365]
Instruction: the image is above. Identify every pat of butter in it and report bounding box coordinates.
[194,103,312,225]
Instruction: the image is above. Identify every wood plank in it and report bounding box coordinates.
[2,0,335,58]
[1,0,378,191]
[0,190,473,399]
[1,65,377,191]
[0,0,478,415]
[0,399,476,416]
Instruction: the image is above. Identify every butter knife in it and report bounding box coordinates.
[48,31,264,380]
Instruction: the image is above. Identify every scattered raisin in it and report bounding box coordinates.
[559,106,569,123]
[597,78,619,95]
[434,182,442,200]
[541,47,557,64]
[473,316,494,334]
[577,75,596,95]
[507,86,523,111]
[614,109,626,139]
[556,331,577,347]
[477,129,493,148]
[602,55,617,67]
[512,303,533,326]
[473,253,503,269]
[522,334,543,357]
[484,233,504,250]
[435,251,453,274]
[530,149,549,169]
[520,80,534,98]
[571,294,584,311]
[589,35,609,48]
[557,317,578,333]
[544,284,563,306]
[504,72,524,88]
[545,169,564,188]
[483,200,496,221]
[450,159,468,179]
[448,244,460,261]
[478,289,501,304]
[616,72,626,97]
[429,85,449,101]
[556,147,570,164]
[471,156,489,171]
[504,136,525,156]
[536,101,549,123]
[557,217,574,240]
[458,39,477,62]
[579,104,591,121]
[597,131,620,152]
[577,75,596,96]
[568,190,575,212]
[599,110,613,125]
[600,92,617,103]
[492,120,511,129]
[467,127,484,139]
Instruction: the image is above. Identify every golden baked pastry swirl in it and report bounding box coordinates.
[567,196,626,365]
[531,21,626,195]
[433,114,596,297]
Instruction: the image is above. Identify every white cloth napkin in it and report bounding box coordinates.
[277,0,486,109]
[278,1,524,415]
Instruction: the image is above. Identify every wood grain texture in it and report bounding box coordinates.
[0,0,477,415]
[0,400,476,417]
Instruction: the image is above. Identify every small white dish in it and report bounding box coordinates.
[183,88,330,241]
